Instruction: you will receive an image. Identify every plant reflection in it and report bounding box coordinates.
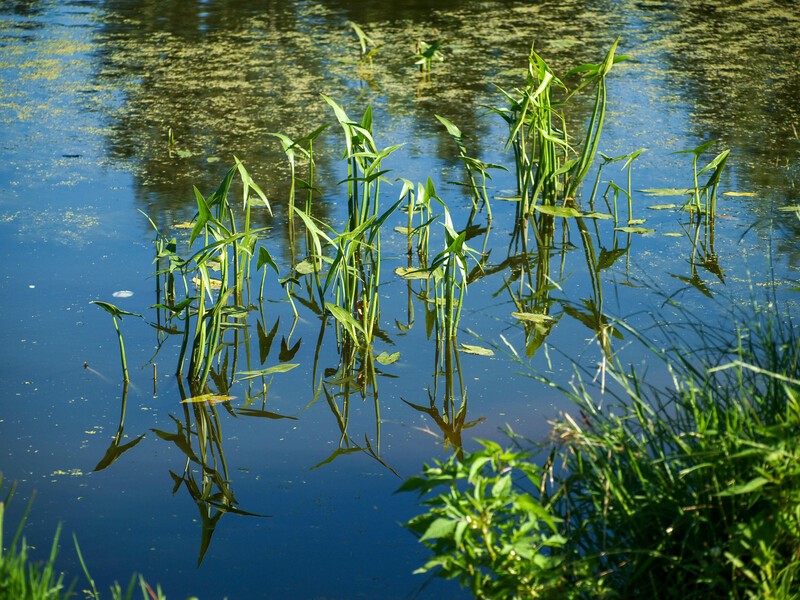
[93,382,145,472]
[403,337,485,460]
[314,318,398,475]
[152,379,268,567]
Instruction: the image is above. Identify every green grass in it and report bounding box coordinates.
[0,480,173,600]
[401,294,800,598]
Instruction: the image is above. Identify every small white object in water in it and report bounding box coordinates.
[112,290,134,298]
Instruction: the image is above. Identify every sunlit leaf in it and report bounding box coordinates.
[460,344,494,356]
[614,226,654,234]
[376,351,401,365]
[581,211,614,219]
[723,191,756,197]
[648,204,679,210]
[395,266,430,280]
[512,312,555,324]
[180,394,236,404]
[532,204,582,218]
[294,258,320,275]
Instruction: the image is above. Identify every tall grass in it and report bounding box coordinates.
[402,294,800,598]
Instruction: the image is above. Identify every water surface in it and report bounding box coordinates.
[1,1,798,598]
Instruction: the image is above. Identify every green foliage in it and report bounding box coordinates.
[403,299,800,598]
[400,441,584,599]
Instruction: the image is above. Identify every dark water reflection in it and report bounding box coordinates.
[0,1,798,598]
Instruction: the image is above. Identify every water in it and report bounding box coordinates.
[1,1,798,598]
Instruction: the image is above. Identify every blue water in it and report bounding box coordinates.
[1,1,798,598]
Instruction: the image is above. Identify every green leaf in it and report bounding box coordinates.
[420,517,457,541]
[718,476,770,496]
[236,363,300,380]
[395,266,430,280]
[615,226,655,234]
[512,312,554,324]
[491,474,512,499]
[459,344,494,356]
[640,188,693,197]
[90,301,142,319]
[376,351,400,365]
[326,303,366,338]
[532,204,582,218]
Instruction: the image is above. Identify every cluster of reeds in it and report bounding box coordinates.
[488,39,623,226]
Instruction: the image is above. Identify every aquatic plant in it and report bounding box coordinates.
[90,301,142,383]
[347,21,379,68]
[435,114,506,220]
[489,38,625,229]
[413,39,446,73]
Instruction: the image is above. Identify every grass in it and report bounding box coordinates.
[401,294,800,598]
[0,478,172,600]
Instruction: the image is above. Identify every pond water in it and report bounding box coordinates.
[1,1,798,598]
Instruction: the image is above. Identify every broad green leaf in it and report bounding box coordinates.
[648,204,679,210]
[257,247,279,273]
[491,474,512,499]
[723,191,756,197]
[326,303,365,337]
[581,211,614,219]
[295,258,319,275]
[395,266,429,280]
[532,204,582,218]
[420,517,457,541]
